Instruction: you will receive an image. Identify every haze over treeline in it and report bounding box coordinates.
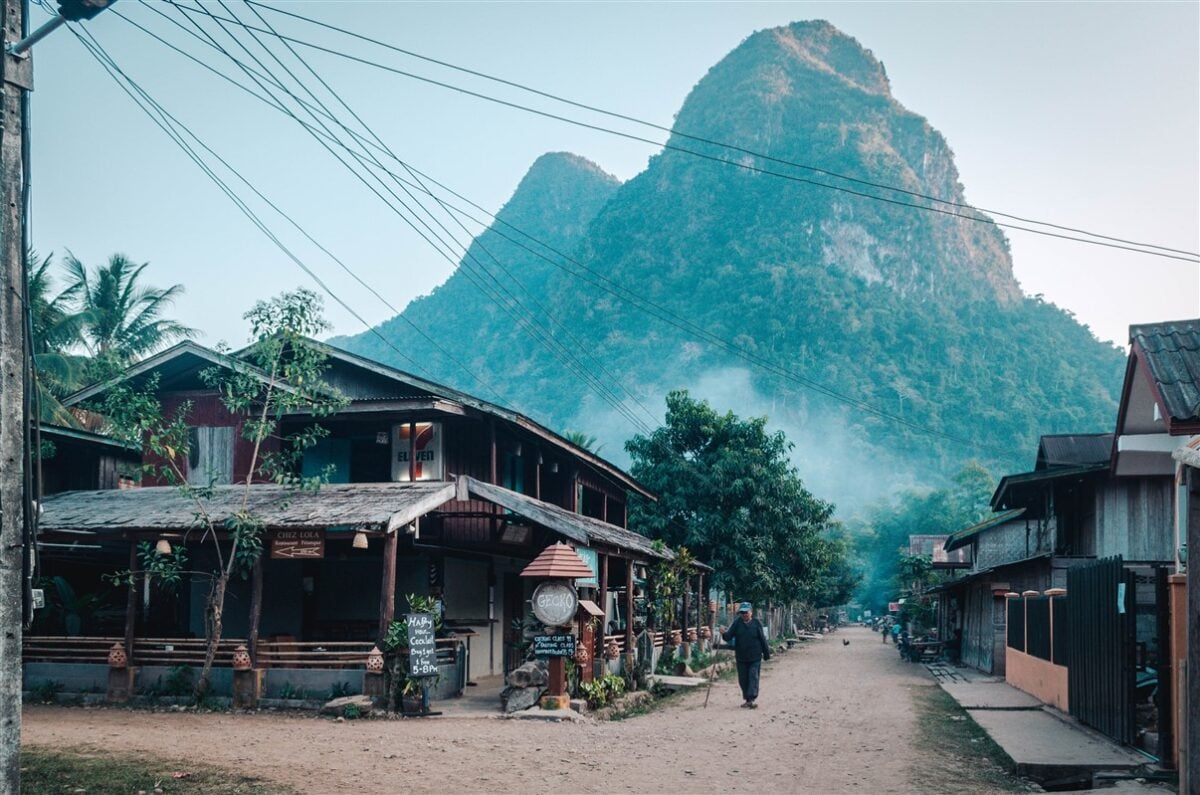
[335,20,1126,513]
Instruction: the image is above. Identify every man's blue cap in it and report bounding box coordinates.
[738,602,753,612]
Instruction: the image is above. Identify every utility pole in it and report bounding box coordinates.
[0,0,31,789]
[0,2,113,790]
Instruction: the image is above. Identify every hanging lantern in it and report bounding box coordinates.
[699,626,712,640]
[686,628,699,643]
[365,645,385,674]
[107,642,127,669]
[352,531,369,550]
[670,629,683,646]
[604,639,621,660]
[573,644,590,666]
[155,537,172,555]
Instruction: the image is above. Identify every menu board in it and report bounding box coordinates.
[533,634,577,658]
[407,613,439,677]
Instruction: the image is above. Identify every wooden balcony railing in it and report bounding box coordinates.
[24,635,461,669]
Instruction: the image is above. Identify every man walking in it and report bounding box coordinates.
[722,602,771,708]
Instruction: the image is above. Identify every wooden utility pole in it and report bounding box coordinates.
[0,0,30,788]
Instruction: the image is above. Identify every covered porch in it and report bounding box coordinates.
[29,476,712,706]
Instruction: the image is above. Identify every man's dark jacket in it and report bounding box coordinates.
[723,618,771,662]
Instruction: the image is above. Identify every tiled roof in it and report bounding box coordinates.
[1131,319,1200,424]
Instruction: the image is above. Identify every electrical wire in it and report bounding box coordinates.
[246,0,1199,260]
[113,3,1032,464]
[155,0,1200,265]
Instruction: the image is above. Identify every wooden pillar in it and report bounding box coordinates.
[124,541,138,661]
[378,531,399,641]
[488,418,497,485]
[698,572,706,631]
[602,493,608,523]
[682,574,691,635]
[248,554,263,667]
[624,559,635,667]
[408,421,416,481]
[571,471,579,513]
[535,452,542,500]
[596,553,609,661]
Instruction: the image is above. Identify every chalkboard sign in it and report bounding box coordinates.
[533,634,576,658]
[407,613,439,677]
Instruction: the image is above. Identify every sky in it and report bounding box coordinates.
[28,1,1199,355]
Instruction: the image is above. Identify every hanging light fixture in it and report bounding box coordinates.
[352,531,369,550]
[155,537,173,556]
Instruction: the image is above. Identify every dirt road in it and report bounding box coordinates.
[23,627,978,793]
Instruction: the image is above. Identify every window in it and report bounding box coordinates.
[186,426,234,485]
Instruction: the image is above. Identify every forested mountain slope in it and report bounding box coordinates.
[335,21,1125,506]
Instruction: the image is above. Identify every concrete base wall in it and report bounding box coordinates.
[24,662,109,694]
[1006,647,1068,712]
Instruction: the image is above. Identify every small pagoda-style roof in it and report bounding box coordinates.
[519,542,595,579]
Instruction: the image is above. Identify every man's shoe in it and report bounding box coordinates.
[747,701,758,709]
[740,701,750,708]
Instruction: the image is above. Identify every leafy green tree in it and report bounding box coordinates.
[854,462,993,613]
[63,252,196,371]
[99,289,346,699]
[625,390,842,607]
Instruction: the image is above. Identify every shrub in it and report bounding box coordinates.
[33,680,64,703]
[329,681,354,699]
[342,703,361,720]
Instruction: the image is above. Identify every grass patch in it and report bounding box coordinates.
[912,686,1036,793]
[21,747,292,794]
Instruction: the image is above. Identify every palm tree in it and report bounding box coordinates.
[27,251,86,425]
[562,430,602,454]
[62,252,196,370]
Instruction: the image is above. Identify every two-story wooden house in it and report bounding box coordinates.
[30,340,712,704]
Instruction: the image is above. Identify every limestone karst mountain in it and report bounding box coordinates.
[335,20,1123,492]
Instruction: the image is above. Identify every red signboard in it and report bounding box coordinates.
[888,602,901,613]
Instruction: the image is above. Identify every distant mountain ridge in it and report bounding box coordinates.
[334,20,1124,504]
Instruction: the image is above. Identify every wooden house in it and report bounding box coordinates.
[28,340,712,704]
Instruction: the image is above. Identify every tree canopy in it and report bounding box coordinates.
[625,390,851,607]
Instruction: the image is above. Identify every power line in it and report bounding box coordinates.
[112,3,1031,464]
[65,21,460,395]
[237,0,663,431]
[246,0,1199,260]
[156,0,1199,265]
[166,0,657,436]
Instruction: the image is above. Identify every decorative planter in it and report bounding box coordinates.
[604,639,621,660]
[231,644,252,671]
[365,645,385,674]
[573,644,591,666]
[107,642,127,669]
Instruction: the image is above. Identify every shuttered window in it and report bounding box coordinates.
[186,426,235,485]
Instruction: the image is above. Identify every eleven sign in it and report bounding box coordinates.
[392,422,444,482]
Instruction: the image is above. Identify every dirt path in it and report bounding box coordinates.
[25,627,951,793]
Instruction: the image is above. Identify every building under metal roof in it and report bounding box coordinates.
[943,508,1027,552]
[1130,319,1200,426]
[1035,433,1114,470]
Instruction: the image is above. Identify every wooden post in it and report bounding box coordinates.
[124,541,138,661]
[624,559,635,669]
[698,572,706,632]
[602,493,608,523]
[1186,467,1199,793]
[248,555,263,667]
[681,573,692,659]
[596,553,609,669]
[0,7,29,785]
[535,452,542,500]
[378,531,399,641]
[408,421,416,482]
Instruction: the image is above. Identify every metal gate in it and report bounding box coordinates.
[1065,556,1136,745]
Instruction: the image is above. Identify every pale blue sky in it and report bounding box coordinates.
[28,1,1199,355]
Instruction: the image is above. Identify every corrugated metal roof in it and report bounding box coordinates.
[461,476,706,565]
[1131,319,1200,424]
[990,463,1109,512]
[1036,433,1113,470]
[40,482,456,534]
[943,508,1026,552]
